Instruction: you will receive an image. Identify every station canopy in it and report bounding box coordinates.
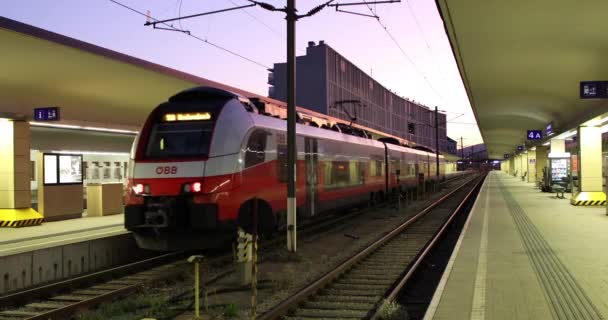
[435,1,608,158]
[0,17,268,131]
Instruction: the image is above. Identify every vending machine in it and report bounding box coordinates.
[548,152,571,190]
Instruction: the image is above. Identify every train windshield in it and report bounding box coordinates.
[145,121,213,158]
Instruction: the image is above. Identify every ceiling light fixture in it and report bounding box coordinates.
[30,122,138,135]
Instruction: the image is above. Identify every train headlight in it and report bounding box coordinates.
[133,183,144,194]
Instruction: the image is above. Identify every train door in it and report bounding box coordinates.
[305,137,319,217]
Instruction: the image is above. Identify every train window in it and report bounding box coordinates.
[371,159,384,177]
[324,161,362,188]
[332,161,350,185]
[324,161,333,186]
[146,121,213,158]
[245,130,268,168]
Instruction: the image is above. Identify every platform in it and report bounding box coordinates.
[425,171,608,320]
[0,214,126,257]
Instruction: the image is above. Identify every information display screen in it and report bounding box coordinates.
[550,158,569,181]
[43,154,58,184]
[43,153,83,185]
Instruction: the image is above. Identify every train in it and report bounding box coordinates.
[124,86,458,251]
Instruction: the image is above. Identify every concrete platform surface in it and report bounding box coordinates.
[425,171,608,320]
[0,214,126,257]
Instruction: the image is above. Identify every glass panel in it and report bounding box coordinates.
[59,155,82,183]
[146,121,213,158]
[44,155,57,184]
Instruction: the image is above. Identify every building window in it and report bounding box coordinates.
[408,123,416,134]
[341,60,346,73]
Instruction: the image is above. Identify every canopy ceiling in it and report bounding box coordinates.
[435,1,608,158]
[0,17,265,131]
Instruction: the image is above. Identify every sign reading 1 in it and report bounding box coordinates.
[527,130,542,140]
[34,107,60,121]
[580,81,608,99]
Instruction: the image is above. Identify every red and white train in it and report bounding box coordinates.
[124,86,457,250]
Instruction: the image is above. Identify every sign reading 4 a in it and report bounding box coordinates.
[527,130,542,140]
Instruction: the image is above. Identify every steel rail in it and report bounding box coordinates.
[258,173,482,320]
[369,173,485,319]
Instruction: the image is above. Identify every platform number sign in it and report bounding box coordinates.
[580,81,608,99]
[546,122,553,136]
[517,145,524,152]
[34,107,60,121]
[504,154,510,159]
[527,130,542,140]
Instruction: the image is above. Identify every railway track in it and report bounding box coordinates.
[259,173,484,320]
[0,251,194,320]
[0,173,473,320]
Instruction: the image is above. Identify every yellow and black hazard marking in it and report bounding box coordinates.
[0,218,44,227]
[573,200,607,206]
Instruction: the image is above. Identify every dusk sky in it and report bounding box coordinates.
[1,0,483,146]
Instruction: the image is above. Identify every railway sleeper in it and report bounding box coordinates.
[50,295,90,302]
[361,256,414,263]
[334,278,394,286]
[345,270,402,278]
[107,279,141,285]
[355,262,409,270]
[303,300,376,311]
[322,287,386,296]
[293,307,370,319]
[26,302,68,309]
[406,228,444,235]
[311,294,382,304]
[73,289,113,295]
[329,282,388,291]
[0,310,40,317]
[376,246,423,253]
[284,316,361,320]
[91,284,129,290]
[369,252,417,258]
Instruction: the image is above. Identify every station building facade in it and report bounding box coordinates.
[268,41,448,152]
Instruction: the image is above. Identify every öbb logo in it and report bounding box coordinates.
[156,166,178,175]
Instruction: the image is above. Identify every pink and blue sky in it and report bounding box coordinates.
[1,0,482,146]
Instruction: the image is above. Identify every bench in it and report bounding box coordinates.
[552,185,565,199]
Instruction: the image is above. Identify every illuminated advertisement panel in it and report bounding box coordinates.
[59,155,83,183]
[43,153,83,185]
[43,154,58,184]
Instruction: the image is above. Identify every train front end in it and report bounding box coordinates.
[124,87,251,251]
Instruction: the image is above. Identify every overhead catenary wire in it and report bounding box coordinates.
[227,0,307,54]
[227,0,283,39]
[108,0,271,69]
[362,1,445,105]
[404,0,449,92]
